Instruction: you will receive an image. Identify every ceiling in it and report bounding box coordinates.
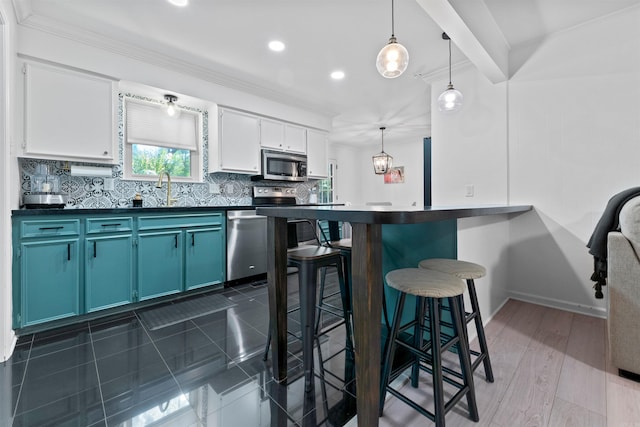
[12,0,640,145]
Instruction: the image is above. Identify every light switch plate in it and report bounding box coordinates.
[465,184,474,197]
[209,183,221,194]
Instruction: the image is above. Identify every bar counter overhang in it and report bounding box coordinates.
[256,203,532,427]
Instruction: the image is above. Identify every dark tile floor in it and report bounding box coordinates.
[0,273,356,426]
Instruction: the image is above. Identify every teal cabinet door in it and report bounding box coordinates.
[185,227,225,290]
[85,234,133,312]
[21,238,80,326]
[138,231,183,301]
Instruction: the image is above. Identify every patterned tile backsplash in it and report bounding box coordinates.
[19,158,317,208]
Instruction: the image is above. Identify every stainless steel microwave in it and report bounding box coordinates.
[257,149,307,182]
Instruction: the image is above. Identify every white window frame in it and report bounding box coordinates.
[122,95,203,183]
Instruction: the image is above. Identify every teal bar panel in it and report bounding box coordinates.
[85,234,133,312]
[381,219,457,325]
[138,231,183,301]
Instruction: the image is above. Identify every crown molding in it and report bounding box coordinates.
[16,11,337,117]
[11,0,33,23]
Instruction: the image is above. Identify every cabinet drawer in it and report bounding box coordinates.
[138,213,224,230]
[86,217,133,234]
[20,219,80,238]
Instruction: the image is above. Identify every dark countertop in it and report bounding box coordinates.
[12,204,339,217]
[256,204,533,224]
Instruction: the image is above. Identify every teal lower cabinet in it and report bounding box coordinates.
[20,238,80,327]
[85,234,133,312]
[137,230,184,301]
[12,210,227,330]
[185,226,225,290]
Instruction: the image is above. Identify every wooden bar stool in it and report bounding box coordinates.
[380,268,479,426]
[418,258,494,382]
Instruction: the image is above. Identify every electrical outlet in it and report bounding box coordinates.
[209,183,221,194]
[225,183,234,194]
[104,178,115,191]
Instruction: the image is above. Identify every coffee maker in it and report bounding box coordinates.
[23,164,67,208]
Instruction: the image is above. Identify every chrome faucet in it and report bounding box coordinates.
[155,171,177,207]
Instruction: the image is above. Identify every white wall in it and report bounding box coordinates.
[330,143,364,205]
[507,7,640,316]
[331,136,425,207]
[359,138,424,206]
[430,63,512,324]
[431,65,508,205]
[1,0,17,363]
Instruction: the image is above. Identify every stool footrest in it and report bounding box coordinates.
[386,382,474,423]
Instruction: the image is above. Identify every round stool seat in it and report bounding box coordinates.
[386,268,465,298]
[419,258,486,280]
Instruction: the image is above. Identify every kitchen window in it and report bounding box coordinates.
[122,96,203,182]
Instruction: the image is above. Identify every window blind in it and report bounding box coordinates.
[125,98,198,151]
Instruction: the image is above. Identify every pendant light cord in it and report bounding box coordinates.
[448,37,452,85]
[380,127,386,151]
[391,0,395,37]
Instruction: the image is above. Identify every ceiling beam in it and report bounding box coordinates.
[415,0,509,83]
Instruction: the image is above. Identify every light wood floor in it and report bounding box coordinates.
[368,299,640,427]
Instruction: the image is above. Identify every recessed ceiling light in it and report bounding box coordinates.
[168,0,188,6]
[331,71,345,80]
[268,41,285,52]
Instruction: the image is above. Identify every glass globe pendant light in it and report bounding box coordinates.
[437,33,463,113]
[376,0,409,79]
[372,127,393,174]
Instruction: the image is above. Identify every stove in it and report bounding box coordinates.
[252,186,298,206]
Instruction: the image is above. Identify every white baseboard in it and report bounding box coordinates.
[508,291,607,318]
[2,332,17,363]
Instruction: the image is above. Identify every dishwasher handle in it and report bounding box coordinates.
[228,214,265,221]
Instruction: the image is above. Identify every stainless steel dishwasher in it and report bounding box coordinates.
[226,210,267,281]
[226,186,298,282]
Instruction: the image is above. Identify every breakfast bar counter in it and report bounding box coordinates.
[256,204,532,427]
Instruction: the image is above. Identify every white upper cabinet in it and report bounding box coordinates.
[260,118,306,154]
[19,61,118,164]
[283,124,306,154]
[212,108,260,175]
[306,129,328,179]
[260,118,285,151]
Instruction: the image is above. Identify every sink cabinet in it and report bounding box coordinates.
[137,230,184,301]
[12,210,226,329]
[137,213,225,298]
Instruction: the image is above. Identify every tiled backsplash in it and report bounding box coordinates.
[19,158,317,208]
